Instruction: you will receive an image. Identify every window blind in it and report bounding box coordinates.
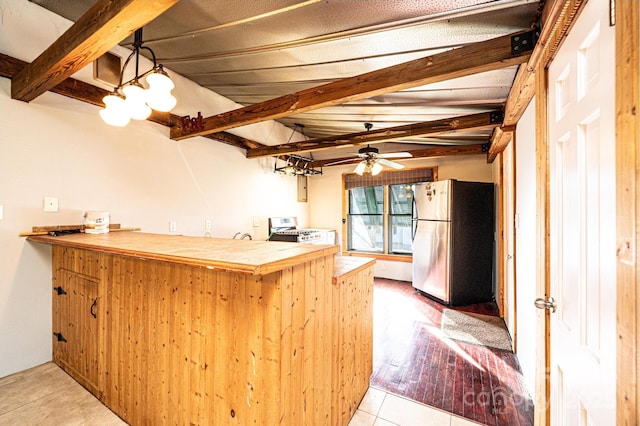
[344,168,435,190]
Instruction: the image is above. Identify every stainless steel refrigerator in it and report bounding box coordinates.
[412,179,494,306]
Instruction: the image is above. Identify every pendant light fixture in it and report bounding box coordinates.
[100,28,176,127]
[273,124,323,176]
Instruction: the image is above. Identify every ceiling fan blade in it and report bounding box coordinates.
[377,158,405,169]
[378,152,412,159]
[324,158,358,166]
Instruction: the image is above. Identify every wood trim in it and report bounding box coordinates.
[341,252,412,263]
[534,63,550,426]
[616,0,640,424]
[487,0,588,161]
[488,125,515,162]
[341,174,348,252]
[170,29,534,140]
[246,111,501,159]
[497,153,505,318]
[510,134,518,353]
[11,0,180,102]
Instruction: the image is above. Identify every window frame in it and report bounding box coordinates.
[342,167,437,262]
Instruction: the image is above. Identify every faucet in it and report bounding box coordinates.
[240,233,252,240]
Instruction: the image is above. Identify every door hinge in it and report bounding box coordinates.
[53,332,67,342]
[610,0,616,26]
[53,286,67,295]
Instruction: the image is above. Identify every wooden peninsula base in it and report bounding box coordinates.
[28,233,374,425]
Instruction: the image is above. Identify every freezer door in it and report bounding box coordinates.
[412,219,451,303]
[413,180,452,221]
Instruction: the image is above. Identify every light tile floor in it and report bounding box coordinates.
[2,363,483,425]
[350,387,483,426]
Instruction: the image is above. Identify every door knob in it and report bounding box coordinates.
[534,296,557,313]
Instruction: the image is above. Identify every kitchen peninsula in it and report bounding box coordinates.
[27,232,374,425]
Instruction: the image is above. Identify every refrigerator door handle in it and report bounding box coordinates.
[412,198,418,240]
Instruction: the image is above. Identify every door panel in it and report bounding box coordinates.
[502,140,516,338]
[548,0,615,423]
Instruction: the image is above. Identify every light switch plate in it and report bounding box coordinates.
[0,204,3,220]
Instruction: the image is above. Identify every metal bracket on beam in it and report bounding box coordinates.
[482,143,490,153]
[489,111,505,124]
[511,29,538,55]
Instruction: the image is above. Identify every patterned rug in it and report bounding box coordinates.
[441,309,513,352]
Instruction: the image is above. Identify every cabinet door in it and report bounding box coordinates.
[52,269,100,394]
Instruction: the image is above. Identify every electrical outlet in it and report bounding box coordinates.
[253,217,260,227]
[205,219,212,231]
[43,196,58,212]
[169,221,177,232]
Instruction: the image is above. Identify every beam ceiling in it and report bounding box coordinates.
[246,111,503,159]
[11,0,180,103]
[170,28,536,141]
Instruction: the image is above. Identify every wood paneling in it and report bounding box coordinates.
[616,0,640,424]
[52,247,101,396]
[333,258,374,425]
[40,237,373,425]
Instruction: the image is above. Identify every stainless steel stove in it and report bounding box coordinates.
[268,217,322,243]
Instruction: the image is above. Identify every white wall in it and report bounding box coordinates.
[514,98,537,395]
[0,0,308,377]
[309,154,495,281]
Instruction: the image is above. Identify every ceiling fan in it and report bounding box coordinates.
[328,123,412,175]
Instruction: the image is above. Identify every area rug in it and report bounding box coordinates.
[441,309,513,352]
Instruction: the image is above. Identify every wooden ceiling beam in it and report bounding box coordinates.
[309,143,487,168]
[170,28,535,141]
[0,53,263,151]
[246,110,503,159]
[11,0,180,102]
[487,0,587,162]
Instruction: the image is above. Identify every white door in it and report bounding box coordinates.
[502,141,516,341]
[547,0,616,424]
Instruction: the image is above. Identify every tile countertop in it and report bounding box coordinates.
[27,231,340,276]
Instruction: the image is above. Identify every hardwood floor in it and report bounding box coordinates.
[370,278,534,426]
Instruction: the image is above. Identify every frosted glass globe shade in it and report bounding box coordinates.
[122,82,151,120]
[146,90,177,112]
[147,70,174,91]
[100,94,130,127]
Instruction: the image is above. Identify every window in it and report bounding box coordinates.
[389,184,414,254]
[343,167,435,258]
[346,183,416,255]
[348,186,384,252]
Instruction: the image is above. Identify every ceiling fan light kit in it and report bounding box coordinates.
[348,123,412,175]
[100,28,176,127]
